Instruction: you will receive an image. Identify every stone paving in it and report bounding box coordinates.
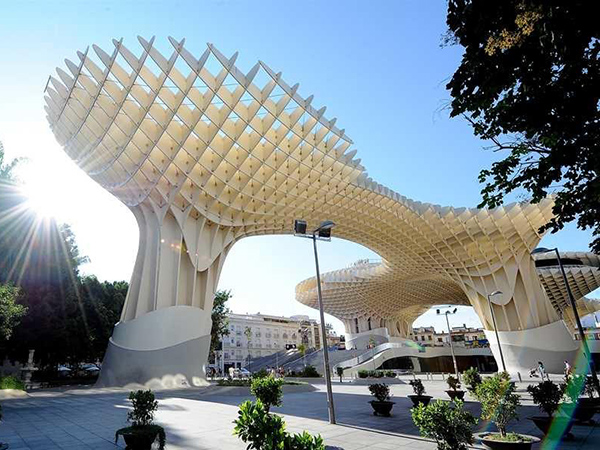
[0,378,599,449]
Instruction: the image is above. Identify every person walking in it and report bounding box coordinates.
[564,360,572,378]
[538,361,548,381]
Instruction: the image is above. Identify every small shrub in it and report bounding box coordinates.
[251,375,283,411]
[285,431,325,450]
[462,367,481,393]
[527,380,563,417]
[233,399,287,449]
[384,370,396,378]
[409,379,426,396]
[412,399,477,450]
[115,390,165,449]
[368,383,391,402]
[446,375,461,391]
[563,373,586,403]
[358,370,368,379]
[127,389,158,426]
[0,375,25,391]
[234,399,324,449]
[476,373,520,437]
[583,376,598,398]
[298,365,320,378]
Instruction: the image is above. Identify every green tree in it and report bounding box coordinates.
[446,1,600,251]
[0,283,27,340]
[210,290,231,363]
[0,141,22,182]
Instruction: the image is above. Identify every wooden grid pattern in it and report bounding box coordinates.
[44,37,595,336]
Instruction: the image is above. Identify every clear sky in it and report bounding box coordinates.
[0,0,597,335]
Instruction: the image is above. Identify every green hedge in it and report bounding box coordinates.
[0,375,25,390]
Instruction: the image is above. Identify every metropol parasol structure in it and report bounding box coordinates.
[45,37,600,387]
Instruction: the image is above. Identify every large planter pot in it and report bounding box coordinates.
[445,389,465,401]
[529,416,574,440]
[116,425,164,450]
[475,432,540,450]
[369,400,395,417]
[572,398,600,423]
[123,432,157,450]
[407,395,432,407]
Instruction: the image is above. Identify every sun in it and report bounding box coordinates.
[19,163,70,220]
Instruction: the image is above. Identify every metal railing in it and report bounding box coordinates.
[336,342,422,369]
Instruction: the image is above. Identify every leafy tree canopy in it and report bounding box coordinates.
[210,289,231,361]
[0,142,127,368]
[446,0,600,251]
[0,283,27,340]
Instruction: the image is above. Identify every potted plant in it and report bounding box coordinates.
[462,367,482,394]
[250,375,283,412]
[412,399,477,450]
[446,375,465,401]
[475,373,539,449]
[115,390,166,450]
[562,374,599,424]
[336,366,344,383]
[527,380,574,439]
[408,379,432,407]
[368,383,395,417]
[234,377,324,449]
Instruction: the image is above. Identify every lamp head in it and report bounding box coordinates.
[294,219,307,235]
[317,220,336,231]
[490,290,503,297]
[315,220,336,239]
[532,247,551,254]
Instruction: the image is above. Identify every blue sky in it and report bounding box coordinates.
[0,0,596,334]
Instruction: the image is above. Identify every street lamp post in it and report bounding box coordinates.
[294,219,337,425]
[532,247,600,392]
[437,307,459,378]
[486,290,506,373]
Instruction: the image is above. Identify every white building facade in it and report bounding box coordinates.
[220,313,321,369]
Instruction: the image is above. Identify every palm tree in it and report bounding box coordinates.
[244,326,252,369]
[298,343,307,368]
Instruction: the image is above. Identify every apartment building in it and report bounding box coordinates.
[219,313,322,369]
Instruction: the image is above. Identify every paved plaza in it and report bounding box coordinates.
[1,378,599,449]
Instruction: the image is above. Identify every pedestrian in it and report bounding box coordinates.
[564,360,572,378]
[538,361,548,381]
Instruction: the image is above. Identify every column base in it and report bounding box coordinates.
[484,320,578,376]
[96,306,211,389]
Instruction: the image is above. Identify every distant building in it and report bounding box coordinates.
[218,312,322,370]
[411,324,487,348]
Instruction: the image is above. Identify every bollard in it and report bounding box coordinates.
[517,372,522,382]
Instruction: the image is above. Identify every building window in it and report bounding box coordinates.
[354,318,359,333]
[428,335,432,341]
[367,318,372,331]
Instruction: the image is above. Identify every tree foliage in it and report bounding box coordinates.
[412,399,477,450]
[210,289,231,362]
[446,1,600,251]
[476,373,520,437]
[0,283,27,341]
[0,143,127,368]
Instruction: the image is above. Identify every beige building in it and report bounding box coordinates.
[220,313,321,369]
[411,325,486,347]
